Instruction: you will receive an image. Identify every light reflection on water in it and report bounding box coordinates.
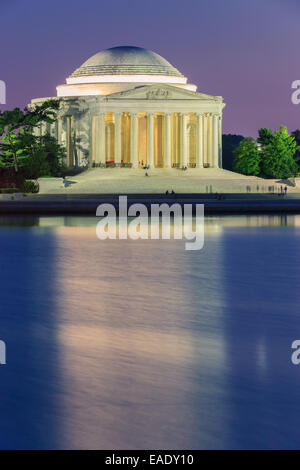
[0,214,300,449]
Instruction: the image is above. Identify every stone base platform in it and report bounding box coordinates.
[37,168,299,194]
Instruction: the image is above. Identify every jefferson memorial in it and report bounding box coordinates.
[31,46,226,169]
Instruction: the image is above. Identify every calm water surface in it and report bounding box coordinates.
[0,214,300,449]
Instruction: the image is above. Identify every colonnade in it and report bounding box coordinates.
[62,111,222,168]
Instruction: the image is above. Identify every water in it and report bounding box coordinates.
[0,214,300,449]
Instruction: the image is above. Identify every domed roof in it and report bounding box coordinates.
[70,46,184,78]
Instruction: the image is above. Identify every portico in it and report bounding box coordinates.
[89,109,222,168]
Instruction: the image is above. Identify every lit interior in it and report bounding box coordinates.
[89,112,211,168]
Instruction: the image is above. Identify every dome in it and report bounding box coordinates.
[58,45,197,96]
[70,46,184,78]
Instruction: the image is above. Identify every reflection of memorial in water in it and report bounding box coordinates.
[51,216,230,448]
[0,215,299,448]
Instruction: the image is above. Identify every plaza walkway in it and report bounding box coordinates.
[37,168,300,195]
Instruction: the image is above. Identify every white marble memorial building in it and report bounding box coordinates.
[31,46,226,169]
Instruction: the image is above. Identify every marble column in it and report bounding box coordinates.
[57,118,62,144]
[66,116,72,167]
[147,112,154,168]
[131,112,138,168]
[218,114,222,168]
[40,122,46,137]
[181,113,188,167]
[197,113,204,168]
[165,113,171,168]
[61,117,69,167]
[208,113,213,168]
[93,116,100,164]
[60,117,67,165]
[114,112,122,165]
[54,120,59,140]
[203,114,208,167]
[99,112,105,164]
[73,113,82,167]
[213,114,219,168]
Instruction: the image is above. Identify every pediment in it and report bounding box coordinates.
[103,84,221,102]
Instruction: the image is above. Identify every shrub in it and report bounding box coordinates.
[0,187,19,194]
[19,134,67,179]
[22,149,51,179]
[222,134,245,171]
[20,180,39,193]
[40,134,67,177]
[0,167,24,188]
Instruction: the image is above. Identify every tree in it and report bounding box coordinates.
[257,127,273,147]
[22,133,67,179]
[233,137,261,176]
[222,134,244,170]
[261,126,298,179]
[0,127,34,171]
[291,129,300,168]
[0,99,60,173]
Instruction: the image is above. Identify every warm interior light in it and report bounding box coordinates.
[66,75,188,85]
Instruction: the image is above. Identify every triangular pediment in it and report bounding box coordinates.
[103,84,221,102]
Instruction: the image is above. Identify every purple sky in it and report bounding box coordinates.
[1,0,299,137]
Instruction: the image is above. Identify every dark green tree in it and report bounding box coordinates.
[22,133,67,179]
[0,99,60,173]
[222,134,244,170]
[257,127,273,147]
[233,137,261,176]
[291,129,300,167]
[261,126,298,178]
[291,129,300,146]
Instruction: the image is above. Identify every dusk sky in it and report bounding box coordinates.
[1,0,299,137]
